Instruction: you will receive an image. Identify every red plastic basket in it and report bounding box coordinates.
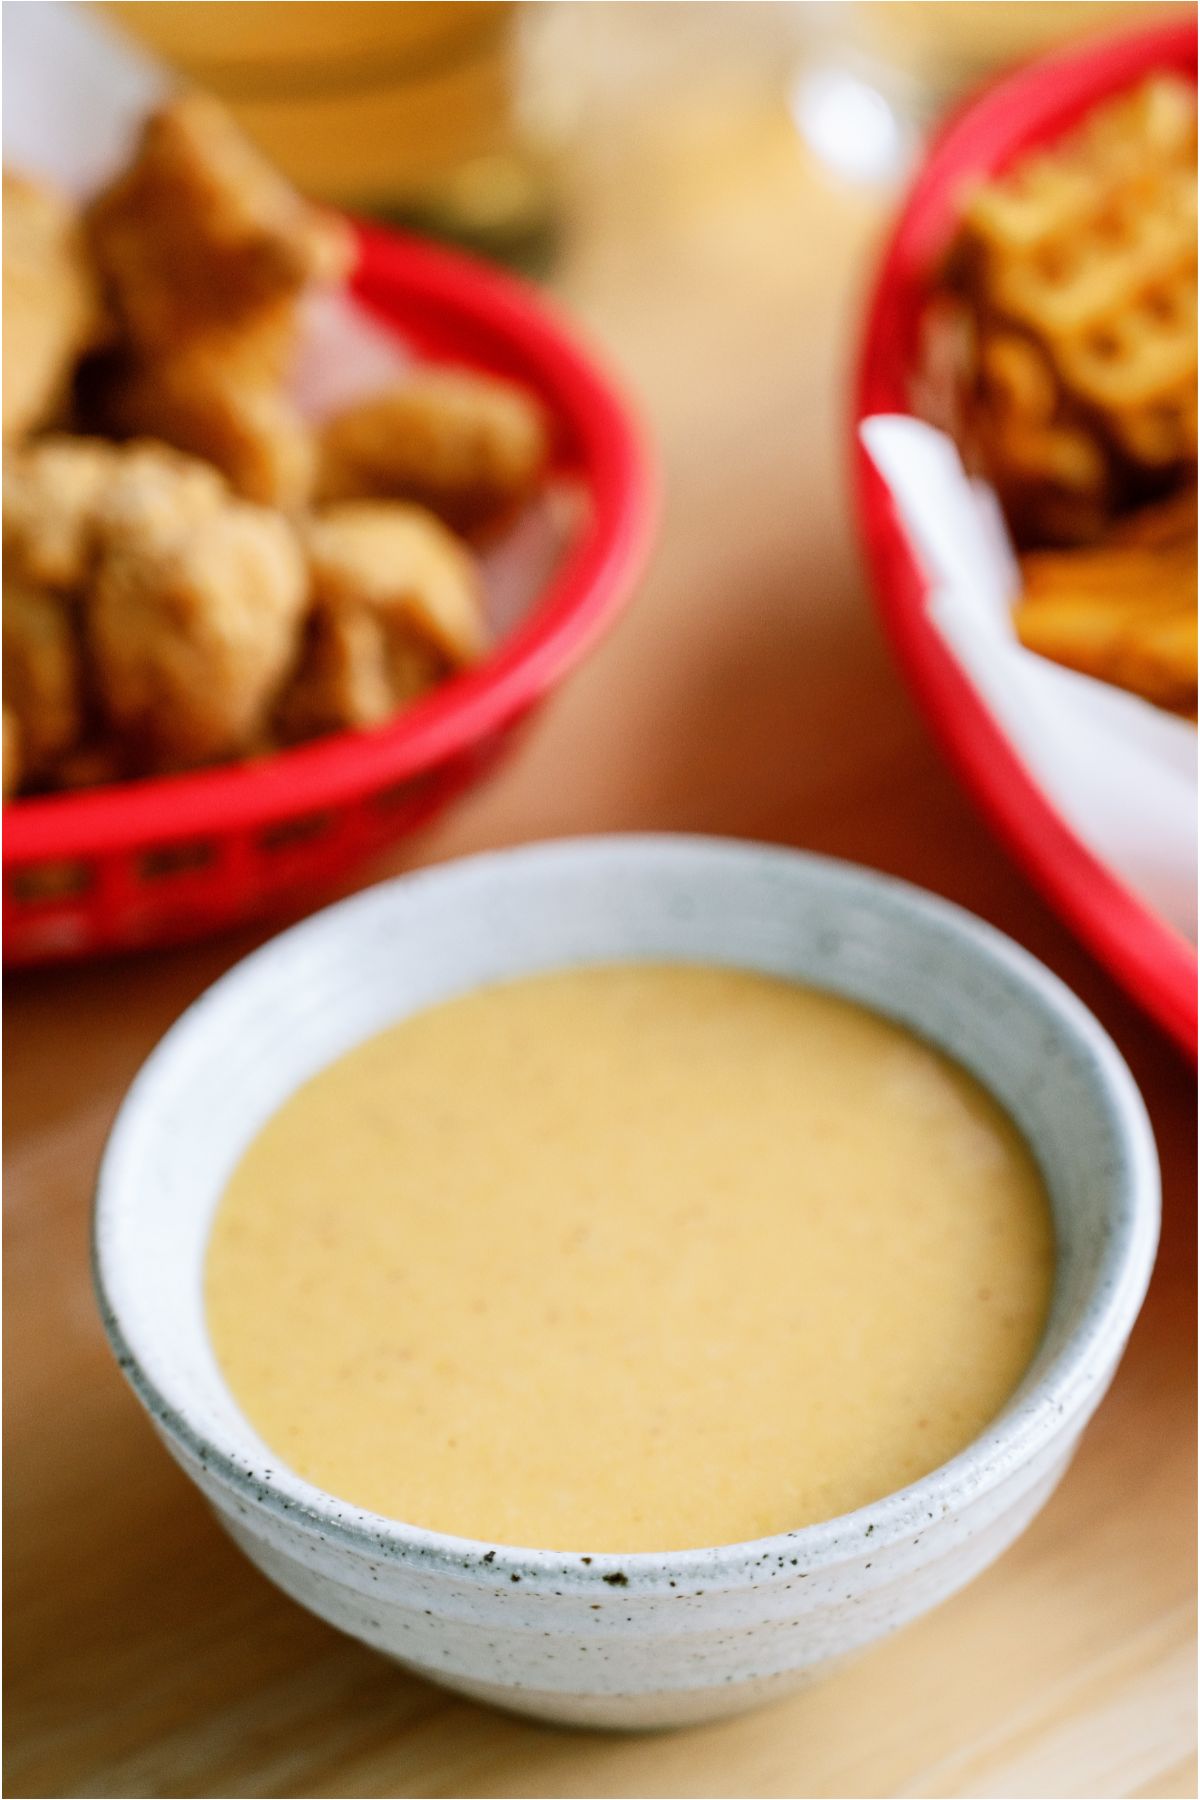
[854,18,1198,1059]
[3,223,656,965]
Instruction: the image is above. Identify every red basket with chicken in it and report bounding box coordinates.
[3,97,654,964]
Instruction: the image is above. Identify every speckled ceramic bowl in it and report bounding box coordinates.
[94,836,1159,1730]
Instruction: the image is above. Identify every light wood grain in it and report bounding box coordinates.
[4,10,1196,1796]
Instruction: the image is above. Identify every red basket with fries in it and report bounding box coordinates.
[854,18,1197,1058]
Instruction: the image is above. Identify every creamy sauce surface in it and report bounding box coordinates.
[206,964,1054,1551]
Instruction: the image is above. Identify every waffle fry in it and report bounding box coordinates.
[1014,491,1197,715]
[1109,483,1197,548]
[933,74,1197,547]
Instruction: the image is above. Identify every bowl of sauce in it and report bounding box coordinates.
[94,835,1158,1729]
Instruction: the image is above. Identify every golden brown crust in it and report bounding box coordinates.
[1108,485,1197,549]
[3,706,22,799]
[4,435,120,590]
[3,581,86,776]
[275,604,444,740]
[318,369,550,532]
[96,439,232,537]
[928,75,1197,548]
[90,345,317,510]
[4,435,229,592]
[86,92,353,359]
[3,172,107,443]
[45,739,129,791]
[305,500,486,665]
[89,497,308,768]
[276,501,484,740]
[1015,501,1197,714]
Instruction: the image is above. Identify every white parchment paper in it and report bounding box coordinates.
[861,416,1197,941]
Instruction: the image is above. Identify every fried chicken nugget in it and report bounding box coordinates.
[4,436,119,590]
[90,495,307,768]
[2,706,21,799]
[96,438,232,537]
[3,172,107,442]
[82,94,340,509]
[86,93,352,358]
[277,501,484,739]
[3,581,86,776]
[318,369,550,533]
[47,741,128,792]
[306,502,486,663]
[90,341,317,509]
[4,435,228,592]
[275,604,445,740]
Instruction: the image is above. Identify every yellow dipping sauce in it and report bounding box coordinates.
[206,965,1054,1552]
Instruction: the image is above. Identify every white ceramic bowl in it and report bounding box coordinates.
[94,836,1159,1730]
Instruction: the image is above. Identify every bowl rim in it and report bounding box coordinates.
[92,834,1160,1590]
[5,225,657,865]
[851,15,1198,1059]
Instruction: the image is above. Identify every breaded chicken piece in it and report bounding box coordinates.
[277,501,484,739]
[96,438,231,537]
[48,740,127,791]
[275,604,445,740]
[318,369,550,533]
[306,502,486,663]
[3,706,22,799]
[92,343,316,509]
[3,582,86,776]
[89,497,307,768]
[87,92,352,358]
[3,172,106,442]
[82,94,345,518]
[4,435,228,592]
[4,436,119,590]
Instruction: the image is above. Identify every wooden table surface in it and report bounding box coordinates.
[5,13,1196,1796]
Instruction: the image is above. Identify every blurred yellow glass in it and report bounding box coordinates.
[99,2,556,265]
